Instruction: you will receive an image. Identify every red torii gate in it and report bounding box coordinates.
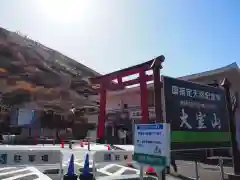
[90,55,165,143]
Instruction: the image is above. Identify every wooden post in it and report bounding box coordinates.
[150,55,164,122]
[139,70,149,123]
[97,85,107,143]
[151,55,165,180]
[152,65,162,122]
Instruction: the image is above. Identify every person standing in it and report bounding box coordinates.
[171,158,178,173]
[118,128,127,145]
[166,155,178,174]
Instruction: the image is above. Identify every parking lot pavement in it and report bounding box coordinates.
[0,145,211,180]
[62,160,182,180]
[97,174,182,180]
[176,160,233,180]
[0,166,52,180]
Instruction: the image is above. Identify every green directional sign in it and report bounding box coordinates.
[133,153,167,166]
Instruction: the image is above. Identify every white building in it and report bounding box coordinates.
[88,62,240,140]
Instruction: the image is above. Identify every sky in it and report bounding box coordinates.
[0,0,240,77]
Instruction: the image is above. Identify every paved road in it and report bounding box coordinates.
[6,144,233,180]
[176,160,233,180]
[0,144,95,178]
[0,144,181,179]
[0,166,51,180]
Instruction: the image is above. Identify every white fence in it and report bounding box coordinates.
[93,150,132,164]
[0,149,63,179]
[93,150,134,178]
[0,149,62,166]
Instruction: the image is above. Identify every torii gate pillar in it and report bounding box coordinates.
[90,56,165,143]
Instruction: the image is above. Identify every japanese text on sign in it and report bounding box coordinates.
[180,100,217,109]
[134,124,170,157]
[172,85,221,101]
[130,108,155,119]
[180,108,221,130]
[93,150,132,163]
[133,123,170,167]
[162,76,230,150]
[103,153,129,161]
[0,150,62,166]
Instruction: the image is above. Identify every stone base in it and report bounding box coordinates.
[79,173,94,180]
[227,173,240,180]
[63,174,78,180]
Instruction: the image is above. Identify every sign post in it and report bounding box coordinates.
[162,76,231,179]
[162,76,231,151]
[133,123,170,179]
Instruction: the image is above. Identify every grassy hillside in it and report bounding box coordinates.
[0,27,99,113]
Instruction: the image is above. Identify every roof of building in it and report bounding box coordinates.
[106,62,240,96]
[178,62,239,81]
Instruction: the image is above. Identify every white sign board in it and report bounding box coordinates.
[93,150,132,164]
[133,123,170,166]
[18,108,35,126]
[0,149,62,166]
[129,108,155,119]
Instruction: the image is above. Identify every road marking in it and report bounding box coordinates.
[0,166,52,180]
[74,162,83,166]
[3,172,38,180]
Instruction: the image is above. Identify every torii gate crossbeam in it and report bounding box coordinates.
[89,55,165,143]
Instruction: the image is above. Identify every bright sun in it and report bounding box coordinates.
[37,0,90,22]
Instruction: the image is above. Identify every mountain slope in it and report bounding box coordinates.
[0,27,99,113]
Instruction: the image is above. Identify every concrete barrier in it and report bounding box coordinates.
[0,149,63,179]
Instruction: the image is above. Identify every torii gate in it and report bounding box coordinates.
[90,55,165,143]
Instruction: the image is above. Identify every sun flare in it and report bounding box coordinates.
[37,0,90,22]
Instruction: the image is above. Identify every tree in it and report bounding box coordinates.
[2,89,31,107]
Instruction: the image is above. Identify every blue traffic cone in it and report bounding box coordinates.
[63,154,78,180]
[79,153,94,180]
[83,153,90,175]
[67,154,75,176]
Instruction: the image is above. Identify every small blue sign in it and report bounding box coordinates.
[137,124,163,130]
